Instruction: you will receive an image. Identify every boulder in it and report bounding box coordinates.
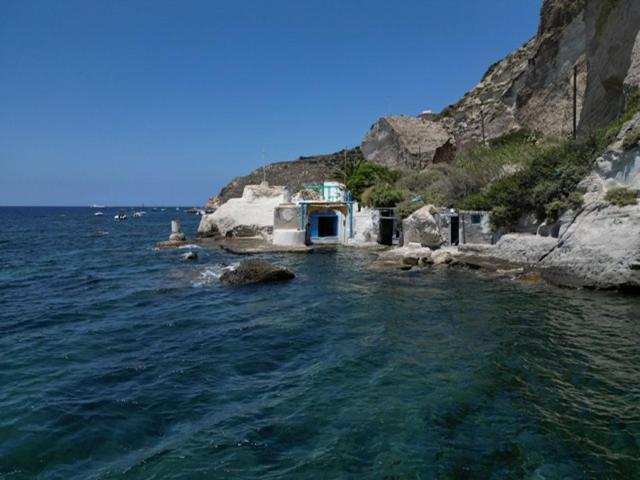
[197,183,286,238]
[402,206,445,248]
[361,116,455,169]
[490,234,558,265]
[219,260,295,286]
[181,251,198,261]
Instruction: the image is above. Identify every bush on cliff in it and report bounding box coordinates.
[347,163,400,201]
[455,134,599,228]
[361,184,404,208]
[605,187,638,207]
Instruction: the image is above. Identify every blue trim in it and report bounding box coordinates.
[299,204,306,230]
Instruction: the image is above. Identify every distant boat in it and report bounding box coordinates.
[94,211,104,217]
[133,211,146,218]
[114,213,127,221]
[90,204,105,208]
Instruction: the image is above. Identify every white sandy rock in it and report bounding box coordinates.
[402,205,445,248]
[540,202,640,289]
[197,183,286,238]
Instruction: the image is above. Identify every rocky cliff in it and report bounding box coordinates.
[207,148,362,206]
[207,147,362,208]
[362,0,590,168]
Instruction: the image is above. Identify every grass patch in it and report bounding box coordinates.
[622,128,640,151]
[605,187,638,207]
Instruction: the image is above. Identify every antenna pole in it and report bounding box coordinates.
[573,65,578,139]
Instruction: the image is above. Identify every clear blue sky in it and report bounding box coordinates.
[0,0,542,206]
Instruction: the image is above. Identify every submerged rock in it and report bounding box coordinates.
[219,260,295,286]
[181,251,198,261]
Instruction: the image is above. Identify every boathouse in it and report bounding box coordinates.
[273,181,355,246]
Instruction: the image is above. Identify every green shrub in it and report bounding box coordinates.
[594,88,640,149]
[490,205,519,229]
[454,135,598,226]
[545,199,567,224]
[360,184,404,208]
[395,199,425,218]
[347,163,400,201]
[605,187,638,207]
[622,128,640,151]
[567,191,584,211]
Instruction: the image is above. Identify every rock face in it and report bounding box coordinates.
[446,0,587,145]
[361,116,455,169]
[460,233,558,265]
[540,202,640,289]
[214,148,362,203]
[402,205,445,248]
[197,183,286,238]
[578,0,640,133]
[361,0,588,168]
[219,260,295,286]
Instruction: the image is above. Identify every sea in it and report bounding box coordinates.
[1,207,639,479]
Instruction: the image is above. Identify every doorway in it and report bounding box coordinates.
[318,215,338,237]
[450,216,459,245]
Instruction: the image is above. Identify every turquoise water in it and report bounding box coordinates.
[1,207,639,479]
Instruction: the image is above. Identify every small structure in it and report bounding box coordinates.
[433,209,494,246]
[169,220,186,242]
[273,181,355,246]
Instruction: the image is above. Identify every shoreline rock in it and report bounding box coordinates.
[219,260,295,286]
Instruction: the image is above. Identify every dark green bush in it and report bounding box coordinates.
[622,128,640,151]
[605,187,638,207]
[395,199,425,219]
[360,184,404,208]
[567,191,584,211]
[347,163,400,201]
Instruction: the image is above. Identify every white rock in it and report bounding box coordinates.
[402,205,445,248]
[541,202,640,289]
[197,184,286,238]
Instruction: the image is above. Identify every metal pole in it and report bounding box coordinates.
[573,65,578,139]
[343,148,347,184]
[480,101,486,145]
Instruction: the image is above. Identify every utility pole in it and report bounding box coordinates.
[480,101,487,145]
[261,149,267,184]
[573,65,578,139]
[343,147,347,184]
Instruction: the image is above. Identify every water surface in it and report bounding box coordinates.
[1,207,639,479]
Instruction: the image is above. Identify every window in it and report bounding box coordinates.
[471,214,482,225]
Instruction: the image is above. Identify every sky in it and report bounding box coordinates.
[0,0,543,206]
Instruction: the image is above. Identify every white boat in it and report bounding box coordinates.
[114,213,127,221]
[90,204,105,208]
[94,211,104,217]
[133,211,146,218]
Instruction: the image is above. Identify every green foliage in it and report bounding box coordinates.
[567,191,584,211]
[347,163,400,201]
[395,199,425,219]
[489,206,520,230]
[593,88,640,148]
[331,149,365,184]
[605,187,638,207]
[455,136,598,227]
[360,184,404,208]
[544,199,567,224]
[622,128,640,151]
